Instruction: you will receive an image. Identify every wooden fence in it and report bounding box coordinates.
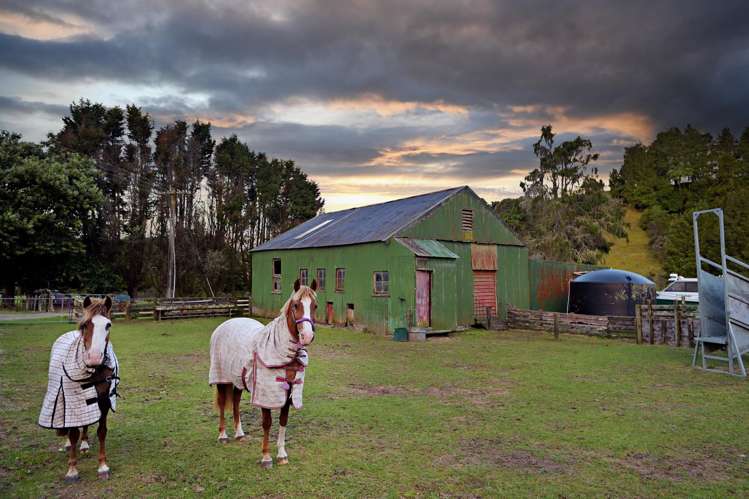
[507,307,635,338]
[507,302,699,348]
[636,302,699,347]
[79,296,252,321]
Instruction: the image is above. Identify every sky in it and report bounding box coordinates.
[1,1,748,211]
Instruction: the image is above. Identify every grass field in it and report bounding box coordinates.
[604,207,665,285]
[1,318,748,497]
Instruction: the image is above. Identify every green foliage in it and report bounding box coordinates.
[0,131,103,293]
[612,125,749,277]
[496,126,624,264]
[4,98,324,296]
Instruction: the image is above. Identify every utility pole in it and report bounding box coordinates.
[166,188,177,299]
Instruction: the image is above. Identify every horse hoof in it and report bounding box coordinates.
[234,435,245,441]
[260,459,273,469]
[277,457,288,466]
[63,475,80,483]
[218,437,230,444]
[98,471,111,480]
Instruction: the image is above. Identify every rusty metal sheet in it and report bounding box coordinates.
[395,238,459,259]
[471,243,497,270]
[473,270,497,317]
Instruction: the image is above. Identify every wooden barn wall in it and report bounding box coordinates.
[251,241,415,334]
[397,189,523,246]
[529,259,602,312]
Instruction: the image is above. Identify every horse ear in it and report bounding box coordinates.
[294,279,301,292]
[83,296,92,309]
[104,296,112,313]
[310,279,318,291]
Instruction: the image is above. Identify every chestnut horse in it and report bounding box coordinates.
[209,279,316,468]
[38,296,119,481]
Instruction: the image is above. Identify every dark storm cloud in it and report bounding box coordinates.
[0,95,67,116]
[1,0,747,130]
[1,0,748,205]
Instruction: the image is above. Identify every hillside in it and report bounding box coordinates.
[603,207,664,285]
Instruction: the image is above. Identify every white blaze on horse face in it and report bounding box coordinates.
[298,296,314,345]
[85,315,110,366]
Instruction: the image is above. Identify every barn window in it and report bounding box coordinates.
[316,268,326,290]
[272,258,282,293]
[373,271,389,296]
[461,209,474,231]
[299,268,308,286]
[336,268,346,291]
[461,209,474,241]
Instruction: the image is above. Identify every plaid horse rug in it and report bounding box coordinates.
[38,331,119,429]
[209,316,307,409]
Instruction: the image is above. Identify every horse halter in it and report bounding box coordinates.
[290,303,315,343]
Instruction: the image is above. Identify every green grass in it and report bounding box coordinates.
[604,207,665,284]
[1,318,748,497]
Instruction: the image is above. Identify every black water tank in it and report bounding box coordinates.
[567,269,655,316]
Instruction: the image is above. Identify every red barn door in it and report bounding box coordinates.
[416,270,432,327]
[473,270,497,320]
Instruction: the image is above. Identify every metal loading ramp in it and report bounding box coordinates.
[692,208,749,377]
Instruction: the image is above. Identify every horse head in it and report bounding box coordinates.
[285,279,317,346]
[78,296,112,367]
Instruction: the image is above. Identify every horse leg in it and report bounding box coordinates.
[216,383,229,443]
[260,408,273,468]
[97,411,110,479]
[232,387,245,440]
[276,398,291,465]
[80,425,90,453]
[64,427,80,482]
[57,429,71,453]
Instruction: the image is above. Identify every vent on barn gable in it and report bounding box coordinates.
[461,209,474,241]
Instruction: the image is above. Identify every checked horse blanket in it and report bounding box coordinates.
[38,331,119,429]
[209,316,307,409]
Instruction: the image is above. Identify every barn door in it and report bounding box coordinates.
[326,301,334,324]
[473,270,497,321]
[416,270,432,327]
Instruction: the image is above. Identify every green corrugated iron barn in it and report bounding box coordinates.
[250,186,530,334]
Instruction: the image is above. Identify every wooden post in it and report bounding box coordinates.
[648,301,654,345]
[553,313,560,340]
[674,299,682,347]
[635,305,642,344]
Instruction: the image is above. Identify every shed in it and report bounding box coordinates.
[250,186,529,334]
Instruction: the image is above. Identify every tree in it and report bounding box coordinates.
[521,125,599,198]
[0,131,103,294]
[496,126,622,264]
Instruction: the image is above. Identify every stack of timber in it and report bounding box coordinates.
[636,301,699,347]
[507,307,636,338]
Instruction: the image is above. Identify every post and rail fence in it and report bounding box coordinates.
[506,299,699,348]
[0,294,252,323]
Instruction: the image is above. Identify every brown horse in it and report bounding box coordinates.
[39,296,119,481]
[209,279,316,468]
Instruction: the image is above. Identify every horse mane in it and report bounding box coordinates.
[280,286,318,315]
[78,298,111,329]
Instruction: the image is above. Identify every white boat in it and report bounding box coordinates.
[656,274,699,304]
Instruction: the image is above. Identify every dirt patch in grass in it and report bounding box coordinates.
[435,438,569,474]
[613,451,732,482]
[346,383,508,406]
